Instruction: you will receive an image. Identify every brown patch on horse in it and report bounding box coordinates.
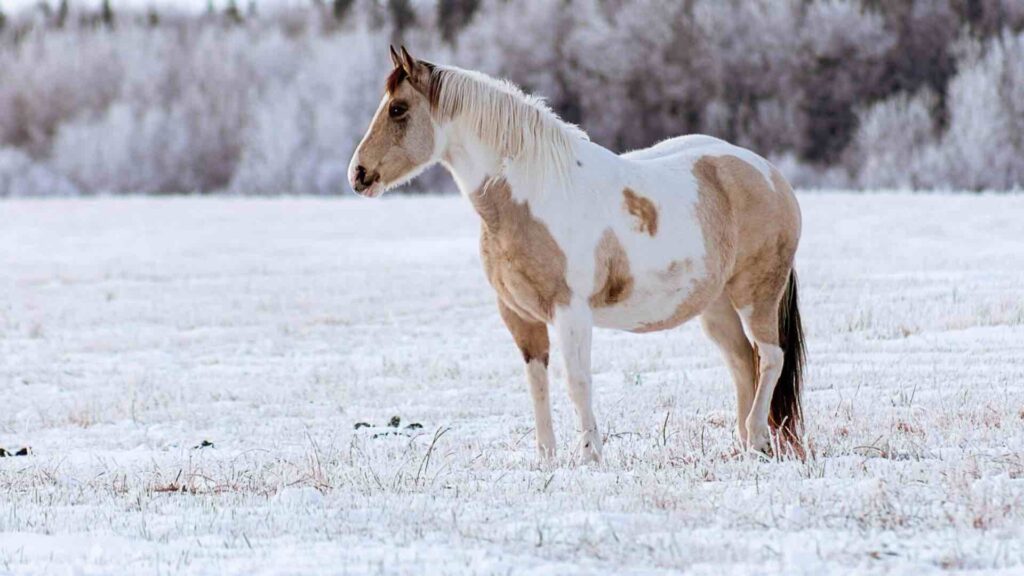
[497,299,550,366]
[707,158,799,339]
[692,156,739,273]
[657,258,694,282]
[589,229,634,309]
[622,188,658,236]
[473,178,572,323]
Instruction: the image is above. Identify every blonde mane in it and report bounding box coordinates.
[430,65,589,187]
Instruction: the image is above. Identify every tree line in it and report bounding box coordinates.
[1,0,1022,195]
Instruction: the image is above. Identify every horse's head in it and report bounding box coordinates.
[349,46,442,197]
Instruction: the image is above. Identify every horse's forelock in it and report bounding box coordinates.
[385,67,407,94]
[385,64,443,111]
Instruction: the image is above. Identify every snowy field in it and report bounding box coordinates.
[1,193,1023,575]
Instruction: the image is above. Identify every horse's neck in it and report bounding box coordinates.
[441,129,501,198]
[441,124,585,203]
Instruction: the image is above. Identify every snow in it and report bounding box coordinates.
[1,192,1023,574]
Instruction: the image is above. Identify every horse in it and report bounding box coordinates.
[349,46,805,462]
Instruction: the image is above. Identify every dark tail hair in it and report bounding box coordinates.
[770,270,805,444]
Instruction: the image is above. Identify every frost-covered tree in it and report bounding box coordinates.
[796,0,893,164]
[870,1,958,122]
[456,0,584,125]
[101,0,114,28]
[333,0,355,22]
[850,30,1024,190]
[0,147,78,197]
[437,0,478,44]
[690,0,805,153]
[225,0,243,25]
[852,90,938,189]
[56,0,69,28]
[387,0,416,41]
[1,0,1022,194]
[230,28,391,195]
[933,32,1024,190]
[0,31,122,156]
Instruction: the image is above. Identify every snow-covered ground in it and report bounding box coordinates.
[1,193,1023,575]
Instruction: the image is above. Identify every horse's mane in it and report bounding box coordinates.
[425,65,589,186]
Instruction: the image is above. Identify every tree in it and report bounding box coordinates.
[387,0,415,42]
[333,0,355,23]
[101,0,115,28]
[438,0,479,44]
[56,0,69,28]
[796,1,893,164]
[225,0,243,24]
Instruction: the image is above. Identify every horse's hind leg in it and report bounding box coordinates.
[497,300,556,458]
[700,294,757,446]
[742,309,784,453]
[729,269,791,453]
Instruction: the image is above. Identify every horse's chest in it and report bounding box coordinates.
[471,179,574,323]
[479,225,571,324]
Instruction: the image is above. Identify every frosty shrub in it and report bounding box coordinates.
[230,28,391,196]
[0,30,121,157]
[852,91,938,190]
[1,0,1023,194]
[691,0,804,152]
[850,31,1024,191]
[0,147,78,197]
[795,0,894,165]
[49,27,262,194]
[931,32,1024,190]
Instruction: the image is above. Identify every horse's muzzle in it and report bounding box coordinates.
[351,165,381,194]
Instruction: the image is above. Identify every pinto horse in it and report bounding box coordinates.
[350,47,805,461]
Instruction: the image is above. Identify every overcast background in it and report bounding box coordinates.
[1,0,1023,196]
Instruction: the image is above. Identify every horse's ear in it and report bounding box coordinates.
[399,45,416,72]
[398,45,432,92]
[389,45,402,69]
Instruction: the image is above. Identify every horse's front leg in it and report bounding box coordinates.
[553,301,602,463]
[496,300,556,458]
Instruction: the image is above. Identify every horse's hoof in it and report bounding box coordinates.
[577,431,603,464]
[746,423,772,454]
[736,425,748,447]
[536,443,557,460]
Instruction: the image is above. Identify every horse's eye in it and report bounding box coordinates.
[388,102,408,119]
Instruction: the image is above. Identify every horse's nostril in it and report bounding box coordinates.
[353,165,372,192]
[352,165,380,193]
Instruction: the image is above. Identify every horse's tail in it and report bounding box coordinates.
[770,269,805,444]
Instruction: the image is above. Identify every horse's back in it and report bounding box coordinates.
[624,135,775,183]
[622,134,726,161]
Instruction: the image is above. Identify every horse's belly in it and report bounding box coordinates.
[592,271,721,333]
